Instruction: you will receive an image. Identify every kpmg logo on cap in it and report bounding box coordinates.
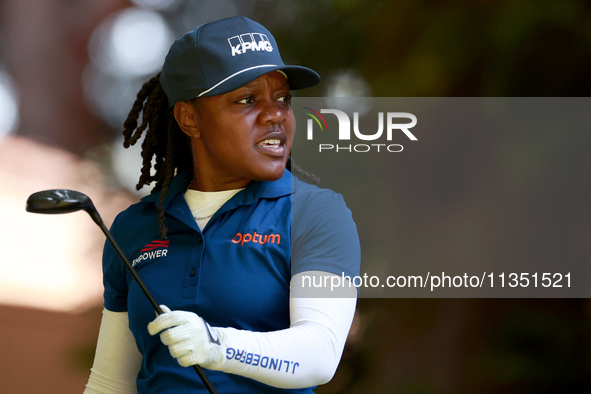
[228,33,273,56]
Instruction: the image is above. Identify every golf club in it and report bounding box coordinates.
[26,189,218,394]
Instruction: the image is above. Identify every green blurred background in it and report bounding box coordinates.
[1,0,590,392]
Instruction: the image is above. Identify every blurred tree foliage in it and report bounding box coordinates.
[248,1,591,393]
[259,0,591,97]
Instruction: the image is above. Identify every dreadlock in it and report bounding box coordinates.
[286,157,320,185]
[123,73,319,240]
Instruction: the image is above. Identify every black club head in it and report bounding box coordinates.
[26,189,103,226]
[26,189,93,215]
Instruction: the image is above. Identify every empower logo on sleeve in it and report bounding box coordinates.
[132,240,170,266]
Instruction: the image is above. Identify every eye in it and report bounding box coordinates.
[278,94,292,104]
[237,96,255,105]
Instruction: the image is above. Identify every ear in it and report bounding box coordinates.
[174,101,200,138]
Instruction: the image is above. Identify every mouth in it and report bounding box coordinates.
[255,133,287,157]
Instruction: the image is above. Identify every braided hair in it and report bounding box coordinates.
[123,73,319,240]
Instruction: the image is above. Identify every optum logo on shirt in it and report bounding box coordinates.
[231,231,281,246]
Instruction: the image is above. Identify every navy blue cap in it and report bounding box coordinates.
[160,16,320,105]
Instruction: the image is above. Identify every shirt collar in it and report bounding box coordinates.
[140,168,192,206]
[141,168,293,208]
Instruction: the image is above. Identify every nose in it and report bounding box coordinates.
[259,100,288,124]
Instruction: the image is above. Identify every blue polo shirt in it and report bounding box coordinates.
[102,169,360,393]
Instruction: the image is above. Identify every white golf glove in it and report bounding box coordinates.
[147,305,224,369]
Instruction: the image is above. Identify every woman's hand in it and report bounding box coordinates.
[147,305,224,369]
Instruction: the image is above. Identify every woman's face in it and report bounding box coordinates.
[183,71,293,191]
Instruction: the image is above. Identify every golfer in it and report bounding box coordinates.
[84,16,360,394]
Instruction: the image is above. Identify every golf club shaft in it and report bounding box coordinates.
[96,221,218,394]
[97,222,162,313]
